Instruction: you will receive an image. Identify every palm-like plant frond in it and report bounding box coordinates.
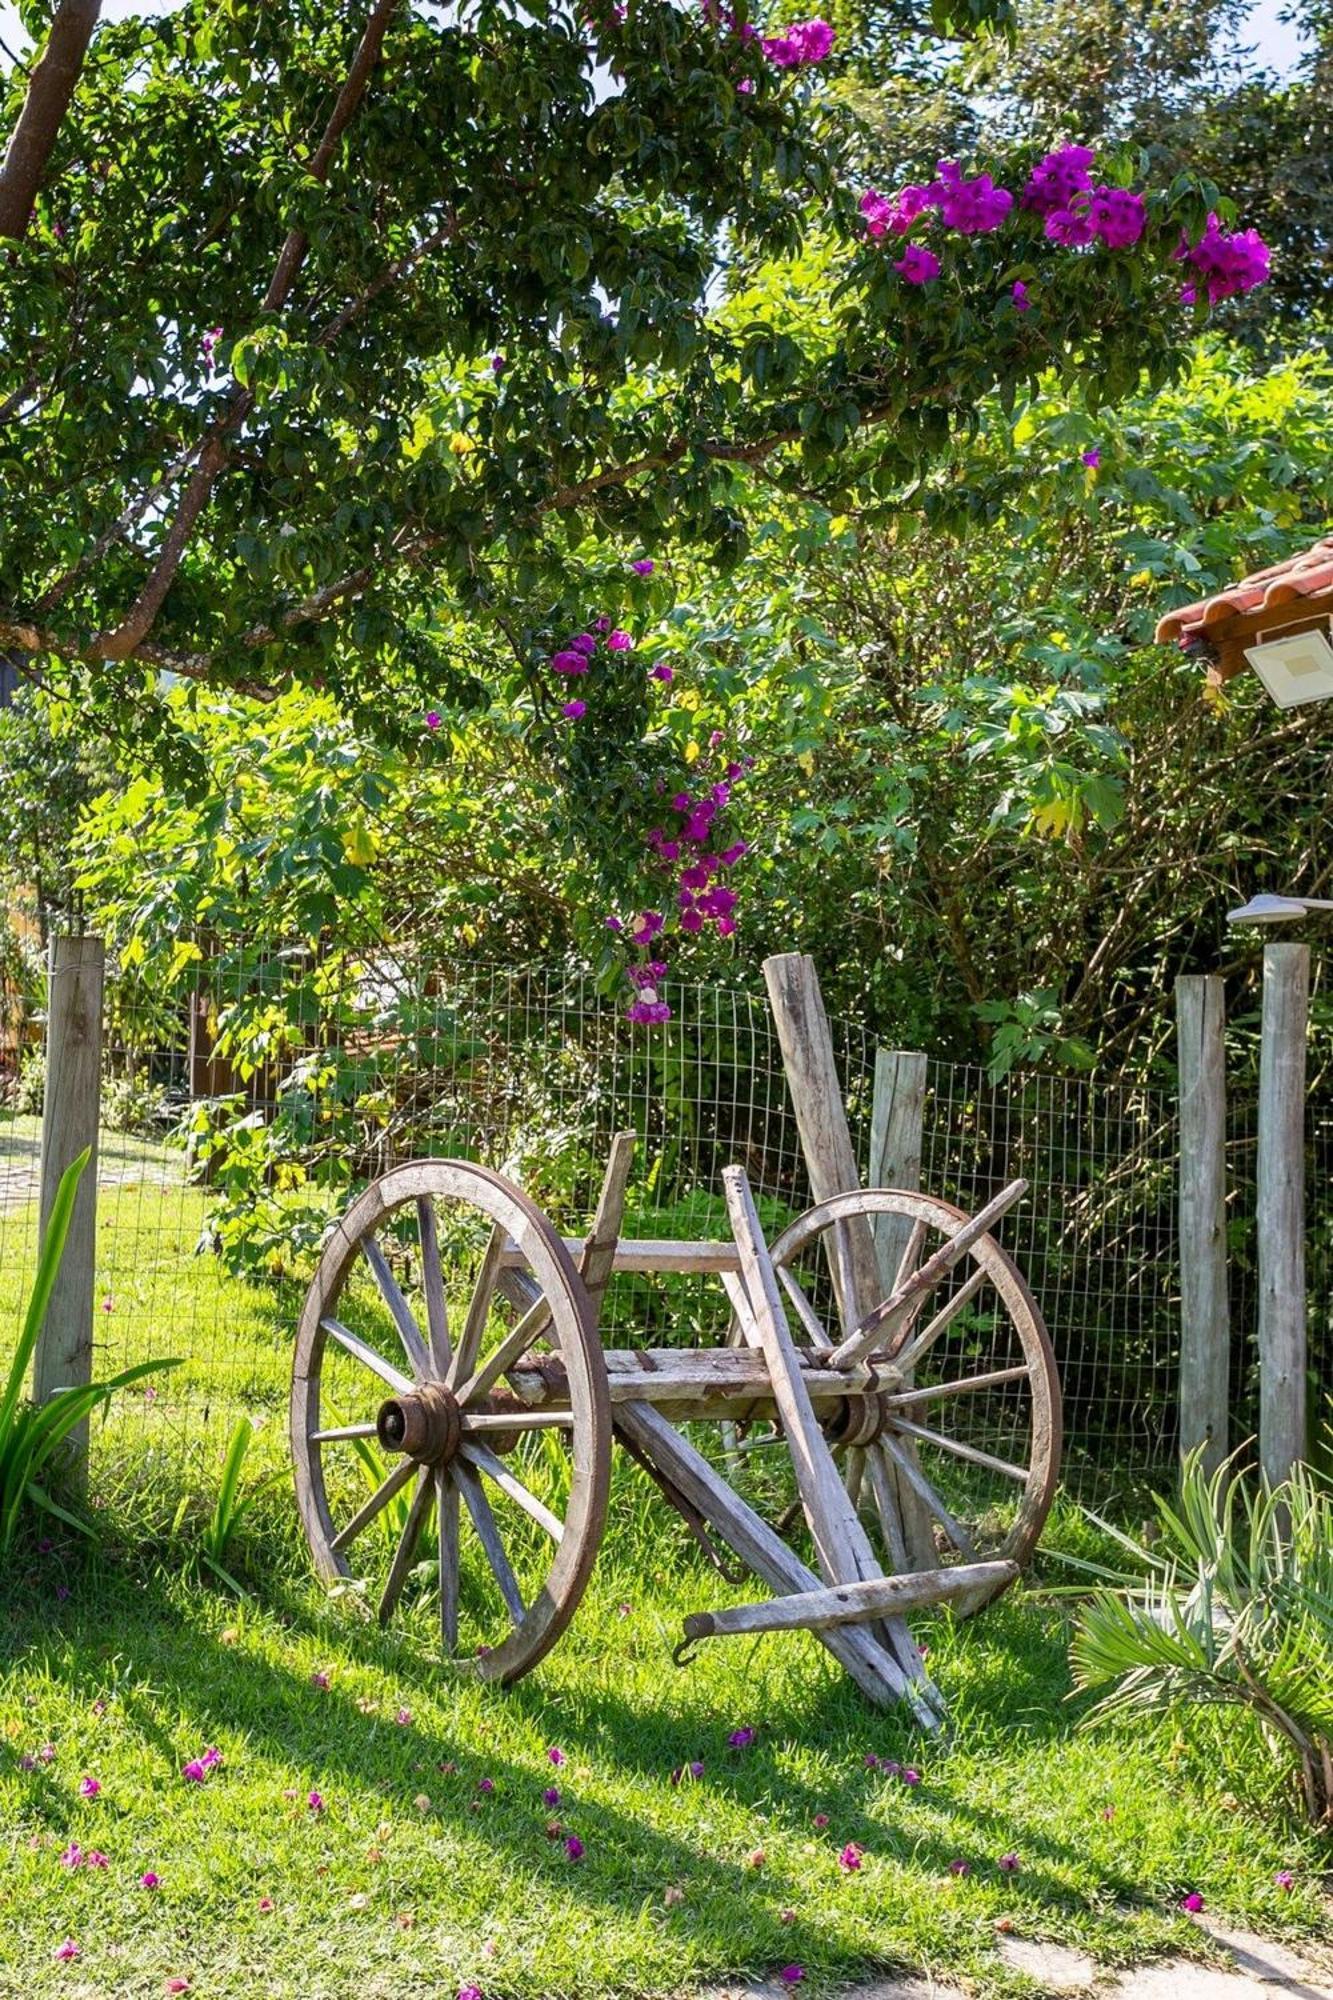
[1070,1449,1333,1827]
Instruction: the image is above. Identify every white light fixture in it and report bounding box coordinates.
[1242,624,1333,708]
[1227,893,1333,927]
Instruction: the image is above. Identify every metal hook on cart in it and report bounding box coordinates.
[672,1633,700,1668]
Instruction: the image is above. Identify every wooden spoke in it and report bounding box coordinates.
[891,1265,990,1378]
[321,1316,412,1396]
[844,1443,866,1509]
[893,1216,928,1291]
[864,1438,910,1570]
[454,1294,552,1407]
[825,1178,1028,1371]
[309,1421,379,1442]
[377,1467,435,1625]
[462,1440,565,1542]
[332,1454,417,1553]
[361,1233,430,1380]
[436,1469,459,1651]
[886,1415,1030,1484]
[877,1435,975,1560]
[776,1265,833,1351]
[455,1459,524,1624]
[416,1198,451,1377]
[882,1364,1031,1412]
[447,1221,507,1391]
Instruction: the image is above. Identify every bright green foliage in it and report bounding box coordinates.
[0,1148,181,1552]
[0,0,1240,746]
[1070,1450,1333,1828]
[177,1417,275,1595]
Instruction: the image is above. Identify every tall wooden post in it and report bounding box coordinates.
[869,1049,928,1285]
[762,954,936,1574]
[1175,976,1229,1476]
[1256,942,1308,1487]
[34,934,104,1489]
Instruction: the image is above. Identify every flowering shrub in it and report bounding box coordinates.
[860,143,1267,301]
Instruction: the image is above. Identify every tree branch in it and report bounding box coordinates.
[88,0,403,661]
[0,0,101,240]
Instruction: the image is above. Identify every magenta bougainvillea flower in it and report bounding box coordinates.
[813,1812,829,1829]
[727,1727,756,1749]
[477,1777,495,1794]
[542,1786,561,1808]
[1087,186,1146,248]
[1177,212,1271,302]
[606,629,633,651]
[780,1968,804,1987]
[630,557,654,574]
[1180,1891,1205,1913]
[1022,144,1096,215]
[140,1870,161,1889]
[311,1670,331,1690]
[59,1842,83,1869]
[997,1853,1020,1873]
[1012,280,1030,310]
[424,711,441,730]
[1275,1870,1295,1891]
[895,244,940,285]
[902,1767,921,1786]
[948,1858,970,1877]
[54,1939,80,1962]
[307,1790,324,1814]
[838,1843,864,1872]
[565,1835,584,1861]
[651,663,674,682]
[546,1748,565,1766]
[762,17,833,66]
[84,1850,109,1869]
[78,1776,100,1798]
[181,1760,207,1783]
[929,161,1012,234]
[1082,447,1101,467]
[458,1987,484,2000]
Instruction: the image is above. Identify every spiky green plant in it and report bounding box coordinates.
[187,1417,277,1595]
[0,1148,180,1554]
[1068,1448,1333,1827]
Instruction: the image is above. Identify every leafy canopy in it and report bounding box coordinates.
[1,0,1237,739]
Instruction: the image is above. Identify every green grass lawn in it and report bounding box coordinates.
[1,1507,1327,2000]
[0,1122,1328,1997]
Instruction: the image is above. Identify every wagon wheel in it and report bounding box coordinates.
[291,1160,611,1685]
[760,1188,1061,1613]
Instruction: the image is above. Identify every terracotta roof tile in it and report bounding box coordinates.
[1156,535,1333,646]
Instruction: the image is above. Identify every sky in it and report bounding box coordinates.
[0,0,1317,76]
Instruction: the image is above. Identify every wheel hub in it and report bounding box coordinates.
[376,1382,462,1465]
[823,1390,893,1448]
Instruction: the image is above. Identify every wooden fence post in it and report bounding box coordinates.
[33,933,104,1490]
[1257,942,1309,1487]
[762,954,936,1573]
[1175,976,1229,1476]
[869,1049,928,1287]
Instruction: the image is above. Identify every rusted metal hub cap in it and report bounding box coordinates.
[376,1382,462,1465]
[823,1390,891,1449]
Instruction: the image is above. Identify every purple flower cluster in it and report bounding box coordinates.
[761,16,834,66]
[1177,211,1271,302]
[1021,144,1098,217]
[929,161,1013,235]
[1021,149,1146,248]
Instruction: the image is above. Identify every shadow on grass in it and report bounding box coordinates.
[0,1540,1159,1961]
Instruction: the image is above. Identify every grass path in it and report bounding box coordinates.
[1,1530,1326,2000]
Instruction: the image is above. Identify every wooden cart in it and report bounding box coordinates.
[290,958,1061,1727]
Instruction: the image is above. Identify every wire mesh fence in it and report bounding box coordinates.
[0,943,1202,1512]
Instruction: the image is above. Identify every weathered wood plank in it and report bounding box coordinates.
[1176,975,1229,1476]
[869,1048,928,1282]
[614,1399,943,1724]
[1257,942,1309,1485]
[682,1560,1018,1640]
[825,1178,1028,1371]
[33,934,105,1489]
[762,952,939,1596]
